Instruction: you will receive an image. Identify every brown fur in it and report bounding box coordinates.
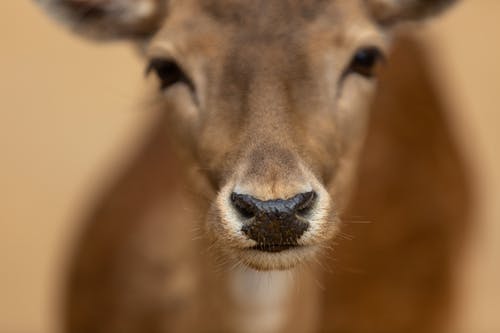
[34,1,470,332]
[320,35,471,333]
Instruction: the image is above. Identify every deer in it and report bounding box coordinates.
[35,1,471,333]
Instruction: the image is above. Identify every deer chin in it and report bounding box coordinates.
[235,244,320,271]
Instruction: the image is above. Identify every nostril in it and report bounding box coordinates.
[294,191,317,217]
[230,191,317,220]
[230,192,256,219]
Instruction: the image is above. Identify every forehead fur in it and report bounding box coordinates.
[200,0,333,25]
[161,0,373,47]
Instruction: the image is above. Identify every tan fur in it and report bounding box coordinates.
[34,1,469,332]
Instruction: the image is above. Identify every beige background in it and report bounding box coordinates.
[0,1,499,332]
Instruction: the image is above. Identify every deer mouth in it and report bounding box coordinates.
[250,243,299,253]
[238,243,318,270]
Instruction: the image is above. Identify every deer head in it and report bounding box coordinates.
[36,0,457,270]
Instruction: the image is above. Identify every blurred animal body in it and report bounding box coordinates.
[36,1,469,332]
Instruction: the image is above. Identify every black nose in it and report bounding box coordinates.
[230,191,316,251]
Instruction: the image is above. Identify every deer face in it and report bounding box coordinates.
[37,0,457,270]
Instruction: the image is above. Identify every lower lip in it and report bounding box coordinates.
[250,244,298,253]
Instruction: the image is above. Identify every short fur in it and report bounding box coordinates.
[34,1,468,332]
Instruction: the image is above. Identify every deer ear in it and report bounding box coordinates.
[366,0,458,25]
[35,0,168,41]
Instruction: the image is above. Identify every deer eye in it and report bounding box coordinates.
[347,47,384,78]
[146,58,193,91]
